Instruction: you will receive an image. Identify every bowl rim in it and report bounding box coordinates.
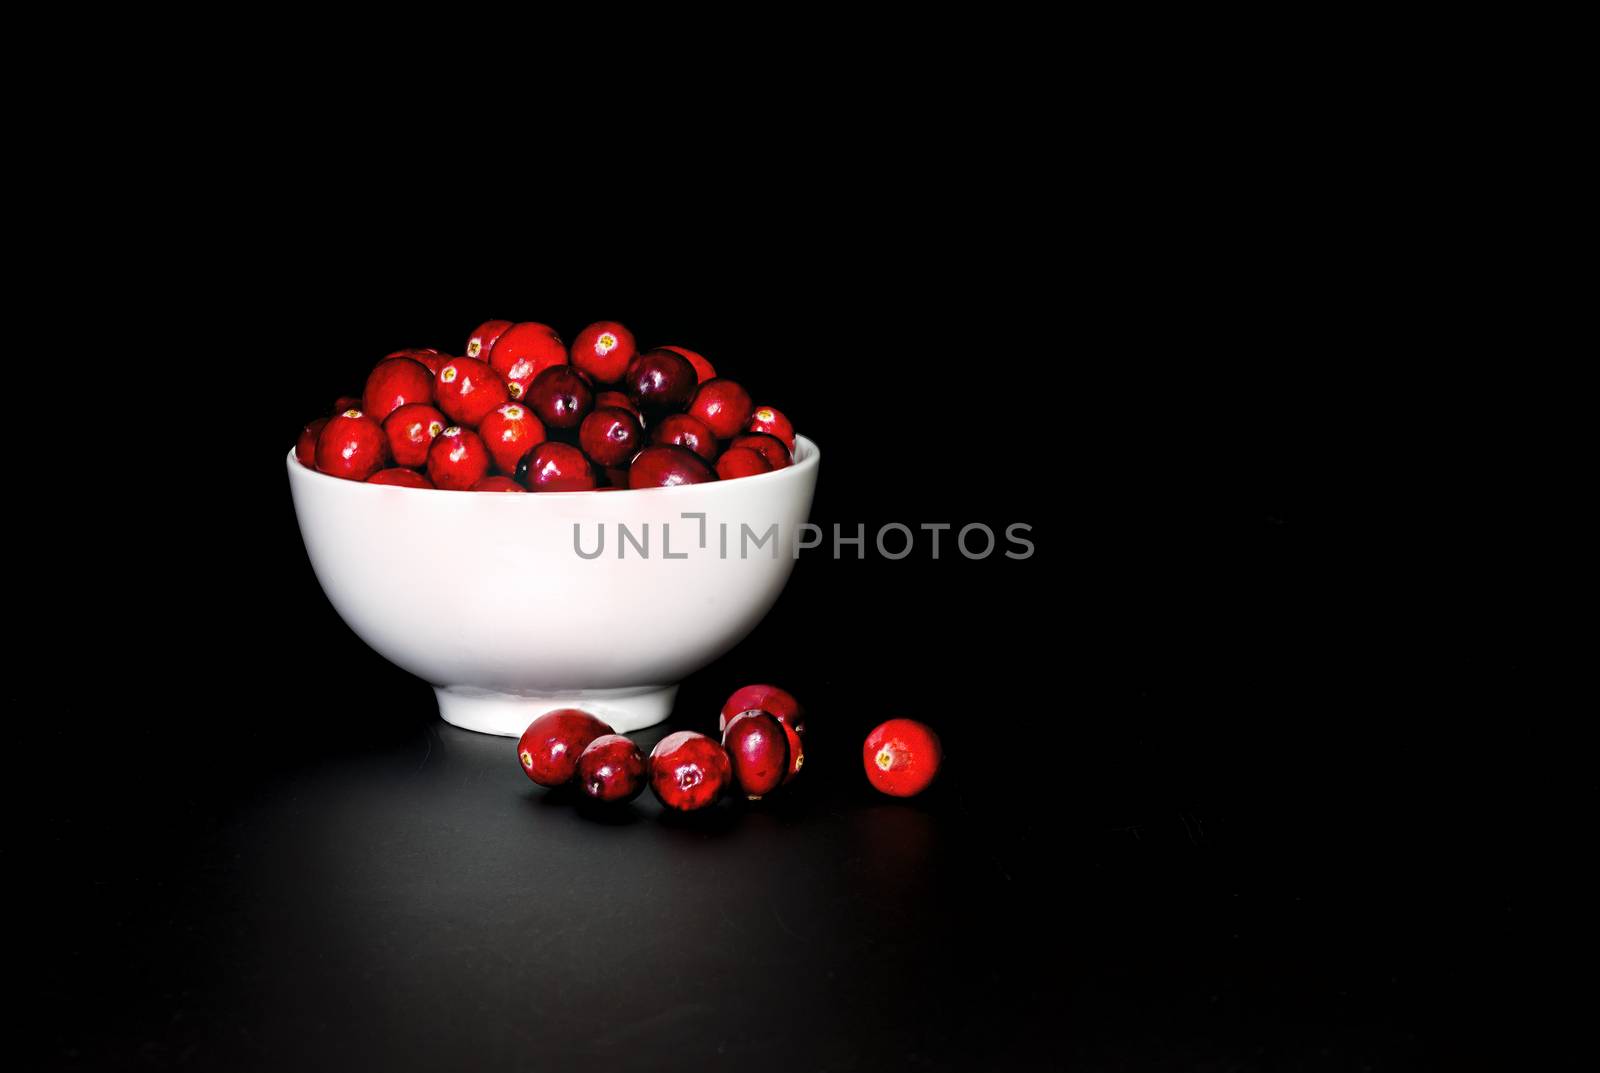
[288,434,819,497]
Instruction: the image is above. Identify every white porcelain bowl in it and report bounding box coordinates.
[287,437,819,736]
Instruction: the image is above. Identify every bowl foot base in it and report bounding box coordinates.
[433,685,678,737]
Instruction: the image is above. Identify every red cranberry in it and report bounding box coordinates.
[570,321,637,384]
[471,475,526,492]
[594,390,638,418]
[387,349,451,377]
[367,467,435,488]
[745,406,796,452]
[687,378,754,440]
[524,441,597,492]
[577,734,648,803]
[721,711,791,800]
[863,719,942,798]
[623,348,697,419]
[362,357,435,422]
[295,417,328,468]
[720,685,806,735]
[489,322,566,399]
[659,345,717,383]
[779,721,804,783]
[464,319,513,361]
[627,445,716,489]
[526,365,594,430]
[648,731,732,812]
[477,402,547,474]
[715,446,772,481]
[382,403,448,468]
[435,358,509,428]
[315,409,388,481]
[333,395,363,414]
[651,413,719,462]
[518,709,614,787]
[426,426,491,490]
[579,406,644,468]
[728,432,791,471]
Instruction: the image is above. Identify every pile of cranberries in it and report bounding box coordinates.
[515,687,943,809]
[294,320,798,491]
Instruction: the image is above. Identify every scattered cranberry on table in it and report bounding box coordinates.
[628,445,716,489]
[435,358,509,429]
[570,321,637,384]
[577,734,648,803]
[649,731,733,812]
[362,357,435,422]
[579,407,645,468]
[523,441,597,492]
[688,379,754,439]
[295,417,328,468]
[727,432,792,471]
[745,406,796,452]
[658,345,717,383]
[624,348,698,419]
[426,426,491,490]
[518,709,615,788]
[464,319,513,361]
[651,413,720,462]
[488,322,566,399]
[383,403,449,468]
[367,467,435,488]
[720,684,806,735]
[315,410,387,481]
[715,446,772,481]
[477,403,547,475]
[721,711,791,800]
[863,718,942,798]
[525,365,595,430]
[471,475,526,492]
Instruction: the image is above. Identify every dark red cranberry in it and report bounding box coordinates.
[464,319,513,361]
[577,734,648,803]
[526,365,594,430]
[720,685,806,735]
[651,413,719,462]
[688,379,754,440]
[648,731,732,811]
[721,711,791,800]
[658,345,717,383]
[778,721,804,783]
[295,417,328,468]
[518,709,614,787]
[728,432,792,471]
[579,406,644,468]
[367,467,435,488]
[315,409,388,480]
[362,357,435,422]
[570,321,637,385]
[435,358,509,428]
[477,402,548,474]
[524,441,597,492]
[382,403,448,468]
[623,348,697,419]
[488,322,566,399]
[745,406,795,452]
[426,426,491,490]
[593,390,638,418]
[715,446,772,481]
[627,445,716,489]
[601,467,631,488]
[471,475,526,492]
[333,395,363,414]
[863,718,942,798]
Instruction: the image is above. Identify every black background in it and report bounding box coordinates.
[23,179,1517,1071]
